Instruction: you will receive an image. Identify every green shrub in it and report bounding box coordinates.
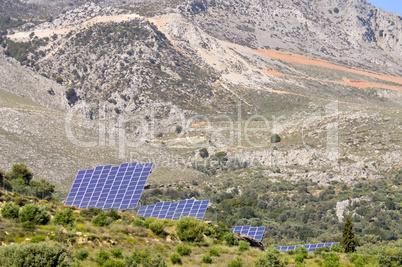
[294,246,308,260]
[1,202,20,219]
[295,254,305,264]
[208,247,220,256]
[95,249,110,266]
[108,208,121,221]
[92,212,112,226]
[0,242,75,266]
[132,217,145,227]
[80,207,103,221]
[228,257,243,267]
[143,218,156,228]
[110,247,123,258]
[30,235,45,243]
[19,203,50,225]
[21,221,36,229]
[125,248,150,266]
[322,252,340,267]
[176,217,206,242]
[238,241,250,251]
[176,244,192,256]
[75,249,89,261]
[224,232,238,245]
[149,220,165,236]
[54,208,75,226]
[103,259,126,267]
[141,254,167,267]
[349,254,365,267]
[170,253,182,264]
[255,247,285,267]
[202,254,212,264]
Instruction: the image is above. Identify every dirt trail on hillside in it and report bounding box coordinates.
[255,49,402,88]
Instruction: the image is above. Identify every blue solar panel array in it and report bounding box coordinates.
[229,226,266,241]
[137,199,210,220]
[275,242,340,253]
[65,162,153,211]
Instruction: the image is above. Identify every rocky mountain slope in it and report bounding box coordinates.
[0,0,401,193]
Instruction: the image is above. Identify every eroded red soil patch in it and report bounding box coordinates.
[255,49,402,89]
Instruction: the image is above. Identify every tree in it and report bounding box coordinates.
[341,216,356,253]
[30,178,55,199]
[199,148,209,158]
[270,134,281,144]
[175,125,183,134]
[56,76,63,84]
[8,163,33,185]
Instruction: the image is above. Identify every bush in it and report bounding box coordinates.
[92,212,112,226]
[175,125,183,134]
[54,208,75,226]
[228,257,243,267]
[103,259,126,267]
[125,248,150,266]
[270,134,281,143]
[208,247,220,256]
[143,218,156,228]
[176,217,206,242]
[322,252,340,267]
[110,247,123,258]
[1,202,20,219]
[75,249,89,261]
[56,77,63,84]
[149,220,165,236]
[108,208,121,221]
[224,232,238,245]
[170,253,182,264]
[30,235,45,243]
[238,241,250,251]
[176,244,192,256]
[0,242,75,266]
[132,217,145,227]
[202,254,212,264]
[21,221,36,229]
[81,207,103,221]
[199,148,209,158]
[141,254,167,267]
[95,249,110,266]
[255,247,285,267]
[19,203,50,225]
[294,246,308,260]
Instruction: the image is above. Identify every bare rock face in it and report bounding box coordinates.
[236,233,265,250]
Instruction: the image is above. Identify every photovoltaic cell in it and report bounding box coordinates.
[65,162,152,211]
[274,242,340,253]
[137,199,210,220]
[229,225,266,241]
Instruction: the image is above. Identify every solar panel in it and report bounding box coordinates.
[229,225,266,241]
[137,199,210,220]
[65,162,152,211]
[274,242,340,253]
